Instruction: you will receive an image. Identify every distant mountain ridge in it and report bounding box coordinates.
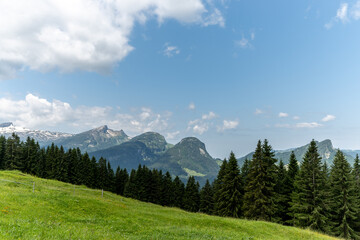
[54,125,129,153]
[91,134,219,184]
[0,122,72,145]
[238,139,355,166]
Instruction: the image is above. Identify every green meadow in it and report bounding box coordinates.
[0,171,337,240]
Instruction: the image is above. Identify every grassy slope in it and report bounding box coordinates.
[0,171,337,240]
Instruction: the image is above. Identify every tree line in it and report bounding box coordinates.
[1,134,360,239]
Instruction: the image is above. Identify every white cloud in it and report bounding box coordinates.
[0,0,224,79]
[295,122,322,128]
[0,93,171,135]
[187,119,209,135]
[235,37,250,49]
[166,131,180,140]
[255,108,263,115]
[192,124,209,135]
[275,123,291,128]
[293,116,300,120]
[188,102,195,110]
[187,115,213,135]
[325,2,352,29]
[336,3,349,22]
[279,112,288,118]
[202,111,216,120]
[322,114,336,122]
[351,1,360,20]
[275,122,322,128]
[250,32,255,40]
[202,8,225,27]
[217,120,238,132]
[163,44,180,57]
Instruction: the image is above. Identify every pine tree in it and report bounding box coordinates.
[290,140,329,232]
[287,151,299,192]
[353,154,360,193]
[173,176,185,208]
[0,136,6,169]
[240,158,251,188]
[160,171,174,206]
[5,134,22,170]
[217,152,242,218]
[200,179,214,214]
[286,151,299,225]
[115,166,122,195]
[275,160,292,224]
[213,159,228,215]
[183,176,200,212]
[329,150,360,239]
[124,169,138,198]
[243,140,277,221]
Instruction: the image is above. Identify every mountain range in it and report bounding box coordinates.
[1,122,360,184]
[238,139,356,166]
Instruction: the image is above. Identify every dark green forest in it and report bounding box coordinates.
[1,134,360,239]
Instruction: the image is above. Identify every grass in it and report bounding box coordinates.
[0,170,338,240]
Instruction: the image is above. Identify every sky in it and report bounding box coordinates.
[1,0,360,159]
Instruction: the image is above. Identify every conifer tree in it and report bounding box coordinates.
[287,151,299,192]
[183,176,200,212]
[275,160,291,224]
[217,152,242,217]
[200,179,214,214]
[290,140,329,232]
[329,150,360,239]
[5,134,22,170]
[124,169,137,198]
[353,154,360,193]
[243,140,277,221]
[173,176,185,208]
[240,158,251,189]
[55,146,68,182]
[160,171,174,206]
[0,136,5,169]
[213,159,228,215]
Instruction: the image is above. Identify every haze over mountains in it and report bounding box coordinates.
[1,122,359,183]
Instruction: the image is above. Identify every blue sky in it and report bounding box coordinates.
[1,0,360,158]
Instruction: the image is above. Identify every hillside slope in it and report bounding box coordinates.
[0,171,337,240]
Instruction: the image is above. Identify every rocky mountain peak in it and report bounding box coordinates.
[0,122,14,128]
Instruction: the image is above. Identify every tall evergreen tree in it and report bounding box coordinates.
[160,171,174,206]
[290,140,329,232]
[173,176,185,208]
[0,136,6,169]
[217,152,242,218]
[124,169,137,198]
[243,140,277,221]
[287,151,299,188]
[4,133,22,170]
[213,159,228,215]
[329,150,360,239]
[200,179,214,214]
[240,158,251,189]
[183,176,200,212]
[275,160,292,224]
[353,154,360,193]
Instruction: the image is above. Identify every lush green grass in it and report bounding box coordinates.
[0,171,337,240]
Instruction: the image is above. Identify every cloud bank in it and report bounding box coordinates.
[0,94,171,135]
[0,0,224,79]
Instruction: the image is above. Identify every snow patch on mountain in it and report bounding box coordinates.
[0,122,73,144]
